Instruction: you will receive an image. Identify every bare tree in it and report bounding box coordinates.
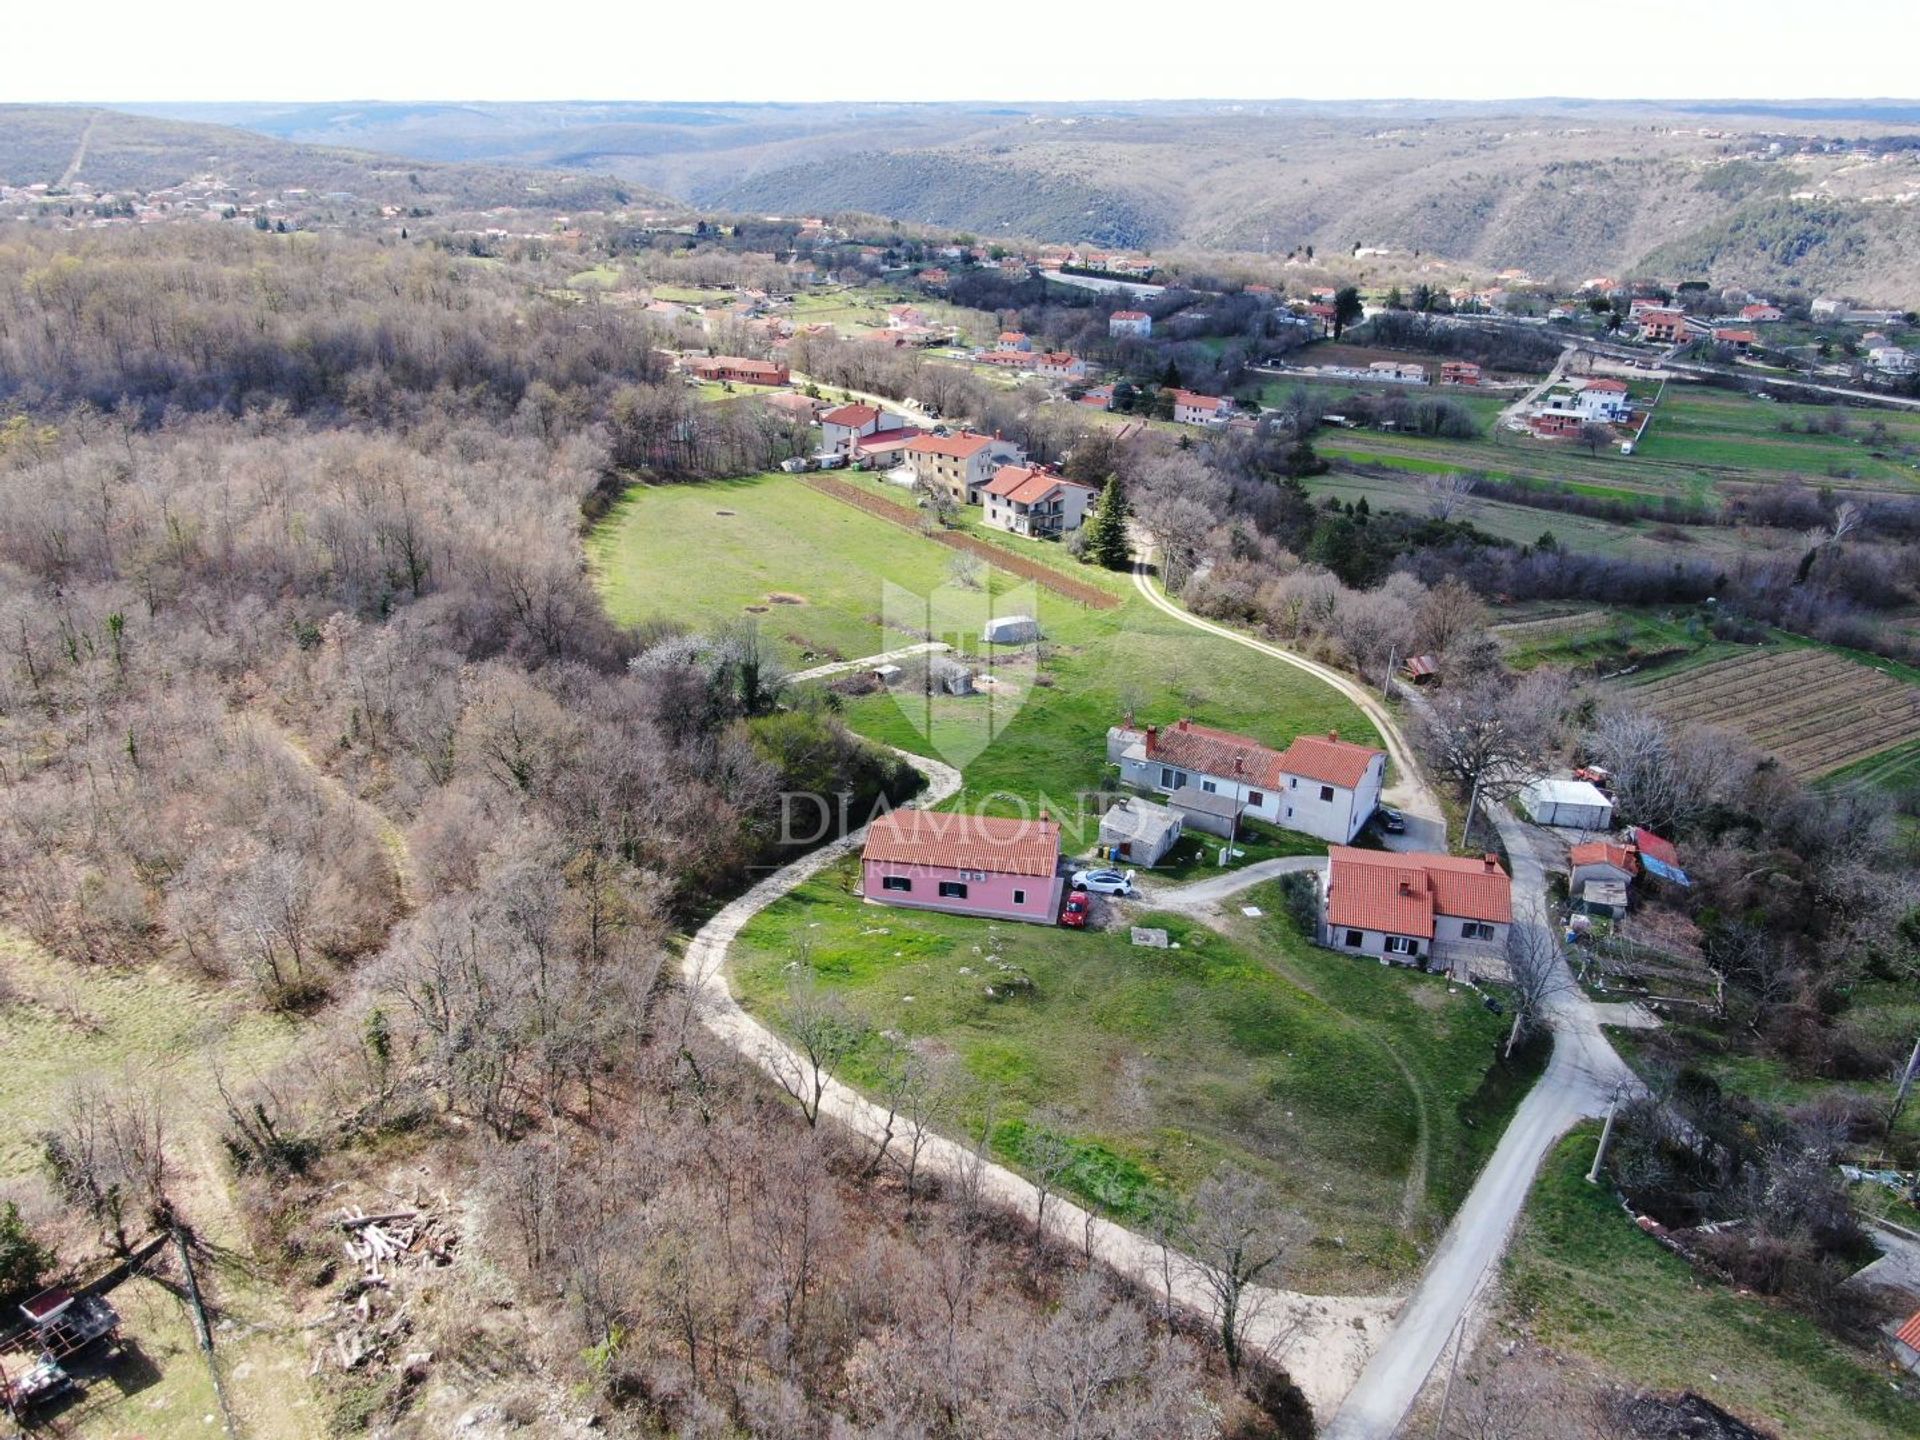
[1180,1164,1308,1379]
[1415,680,1555,843]
[766,973,866,1129]
[1502,922,1573,1058]
[1422,469,1479,520]
[1023,1111,1077,1246]
[1584,706,1751,837]
[43,1081,171,1254]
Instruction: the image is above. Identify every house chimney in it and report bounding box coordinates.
[1178,717,1191,732]
[1327,730,1339,744]
[1484,853,1498,872]
[1398,872,1415,896]
[1145,724,1158,752]
[1234,754,1245,775]
[1040,809,1051,824]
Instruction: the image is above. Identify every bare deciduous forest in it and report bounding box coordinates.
[0,227,1297,1437]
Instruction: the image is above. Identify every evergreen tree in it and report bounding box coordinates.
[1085,477,1133,570]
[1161,359,1182,389]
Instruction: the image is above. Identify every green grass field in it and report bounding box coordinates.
[588,474,1378,822]
[1504,1129,1915,1440]
[0,933,299,1181]
[733,869,1537,1293]
[1636,389,1920,487]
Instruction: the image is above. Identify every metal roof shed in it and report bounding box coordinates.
[1518,777,1614,830]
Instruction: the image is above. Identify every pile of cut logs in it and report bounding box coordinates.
[338,1205,456,1286]
[318,1203,458,1374]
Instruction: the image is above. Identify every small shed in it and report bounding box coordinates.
[870,663,903,685]
[929,657,974,696]
[1169,784,1242,839]
[1569,840,1636,893]
[1519,777,1614,830]
[1402,654,1440,686]
[982,614,1040,645]
[1098,798,1183,867]
[1580,878,1629,918]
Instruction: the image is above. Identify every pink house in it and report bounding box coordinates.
[859,809,1065,925]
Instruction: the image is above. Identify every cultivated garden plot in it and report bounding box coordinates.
[1627,647,1920,777]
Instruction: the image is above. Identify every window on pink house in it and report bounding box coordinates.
[938,881,969,899]
[882,876,912,892]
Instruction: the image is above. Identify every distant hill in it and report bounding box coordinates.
[0,106,669,211]
[90,100,1920,300]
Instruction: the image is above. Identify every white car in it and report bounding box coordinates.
[1071,868,1137,897]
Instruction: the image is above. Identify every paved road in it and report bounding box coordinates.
[1124,565,1643,1435]
[1323,795,1638,1439]
[1135,853,1324,913]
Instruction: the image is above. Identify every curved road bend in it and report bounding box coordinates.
[682,746,1398,1419]
[1129,562,1443,837]
[1127,562,1640,1437]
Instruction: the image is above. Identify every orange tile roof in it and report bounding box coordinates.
[1326,847,1512,936]
[1897,1309,1920,1350]
[1171,389,1224,411]
[907,431,996,459]
[862,809,1060,877]
[1144,719,1287,789]
[1570,841,1638,874]
[822,403,882,428]
[983,465,1092,505]
[1111,309,1150,321]
[1582,378,1629,392]
[1276,733,1384,790]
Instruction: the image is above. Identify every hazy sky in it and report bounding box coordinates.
[7,0,1917,105]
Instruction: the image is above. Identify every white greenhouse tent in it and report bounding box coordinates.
[1518,777,1614,830]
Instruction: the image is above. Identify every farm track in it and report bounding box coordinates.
[1629,649,1920,777]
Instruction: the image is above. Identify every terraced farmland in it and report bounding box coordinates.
[1628,649,1920,778]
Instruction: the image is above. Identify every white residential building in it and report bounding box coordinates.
[1109,310,1152,339]
[979,465,1096,538]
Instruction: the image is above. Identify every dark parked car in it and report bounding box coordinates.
[1375,807,1407,834]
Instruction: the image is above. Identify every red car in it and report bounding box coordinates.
[1059,890,1091,929]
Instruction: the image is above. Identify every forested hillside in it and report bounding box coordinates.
[0,106,659,211]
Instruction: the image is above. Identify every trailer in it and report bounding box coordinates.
[1,1288,123,1423]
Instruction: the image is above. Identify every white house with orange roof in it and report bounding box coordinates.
[905,431,1028,504]
[1105,718,1385,841]
[1109,310,1152,338]
[1321,847,1512,971]
[1034,351,1090,380]
[820,402,910,456]
[1170,389,1233,426]
[979,465,1096,538]
[1274,732,1388,843]
[997,331,1032,352]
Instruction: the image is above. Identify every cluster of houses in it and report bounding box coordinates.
[851,710,1518,974]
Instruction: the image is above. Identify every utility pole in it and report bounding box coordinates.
[1461,770,1483,850]
[1382,644,1398,700]
[1587,1098,1621,1184]
[1892,1033,1920,1126]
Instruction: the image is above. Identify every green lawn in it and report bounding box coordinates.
[1636,389,1920,488]
[588,473,1378,825]
[1504,1129,1916,1440]
[733,868,1538,1292]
